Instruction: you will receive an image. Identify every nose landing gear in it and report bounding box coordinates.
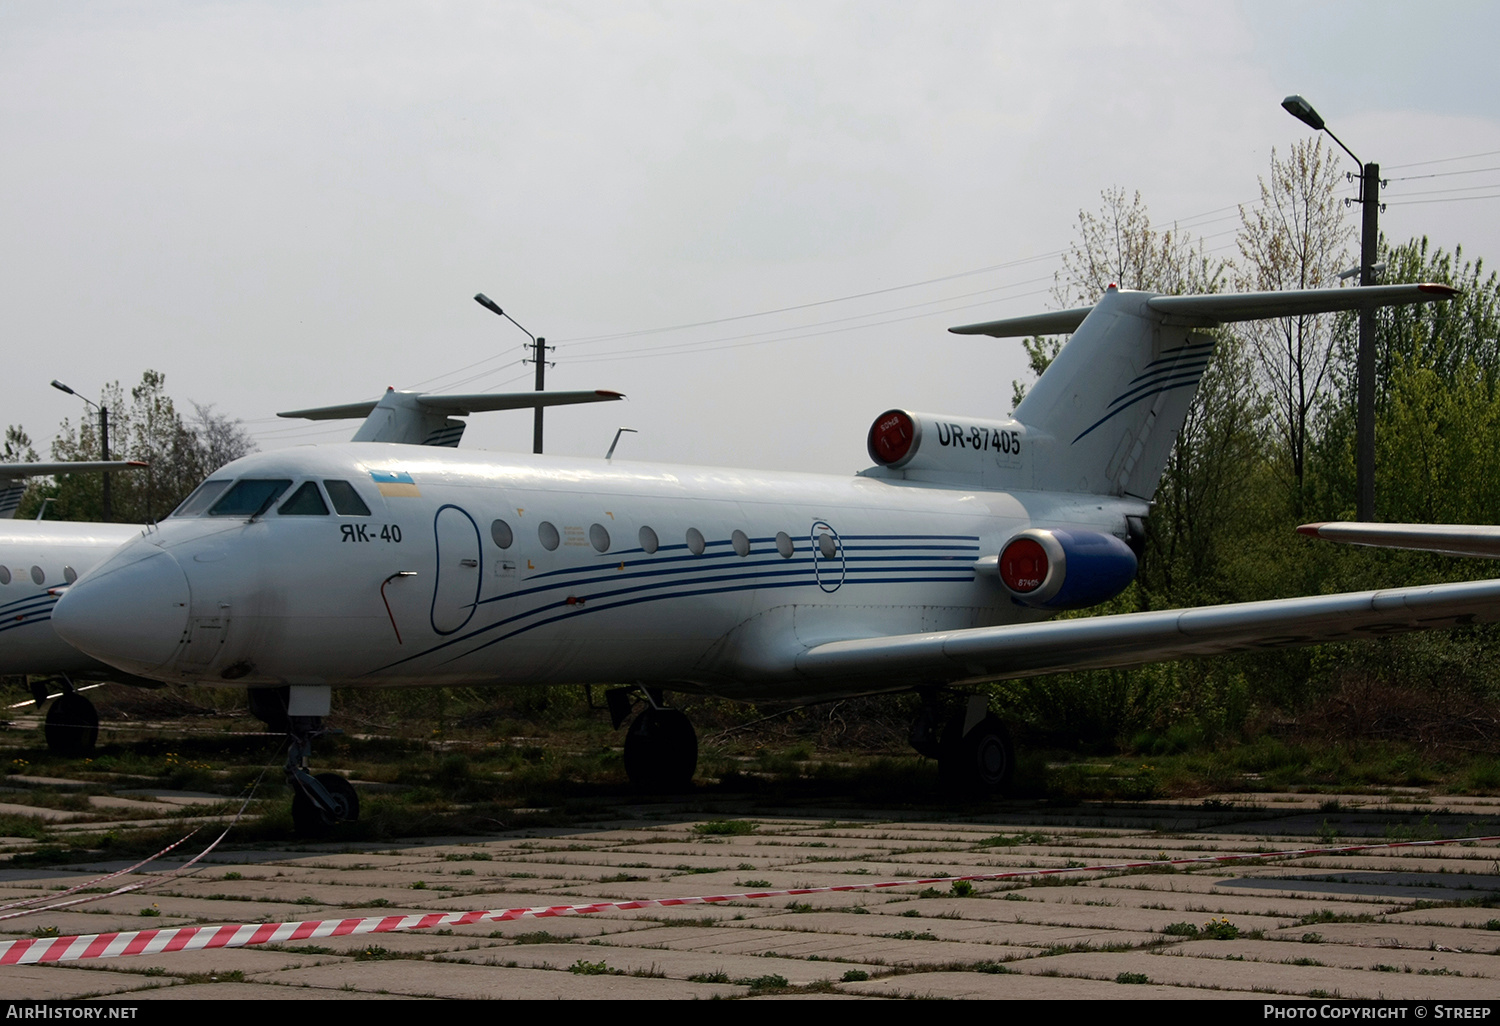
[249,686,360,836]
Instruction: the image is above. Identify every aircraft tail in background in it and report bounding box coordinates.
[951,283,1458,500]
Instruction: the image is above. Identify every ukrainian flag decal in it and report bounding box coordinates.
[370,469,421,497]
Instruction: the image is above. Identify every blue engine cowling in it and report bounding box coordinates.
[995,528,1137,609]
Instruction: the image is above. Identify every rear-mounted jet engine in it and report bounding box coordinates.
[867,409,1026,486]
[991,528,1137,609]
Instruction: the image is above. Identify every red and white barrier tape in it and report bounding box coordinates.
[0,761,274,923]
[3,833,1495,965]
[0,830,201,918]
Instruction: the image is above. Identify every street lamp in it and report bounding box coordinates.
[50,379,112,522]
[474,293,552,455]
[1282,94,1382,522]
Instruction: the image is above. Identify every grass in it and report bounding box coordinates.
[6,681,1500,860]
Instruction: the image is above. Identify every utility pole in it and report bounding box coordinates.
[50,379,112,522]
[1356,160,1381,524]
[474,293,554,454]
[528,332,550,455]
[1282,95,1384,522]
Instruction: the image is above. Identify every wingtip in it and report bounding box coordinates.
[595,390,626,399]
[1418,283,1461,298]
[1296,523,1327,538]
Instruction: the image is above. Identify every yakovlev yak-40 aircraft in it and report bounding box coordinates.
[50,282,1500,832]
[0,391,621,756]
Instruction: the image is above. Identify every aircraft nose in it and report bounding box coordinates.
[52,548,190,677]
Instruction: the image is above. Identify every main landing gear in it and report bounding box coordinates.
[910,691,1015,796]
[34,676,99,758]
[249,686,360,836]
[608,687,698,791]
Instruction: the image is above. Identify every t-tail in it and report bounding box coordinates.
[278,387,624,447]
[947,282,1459,500]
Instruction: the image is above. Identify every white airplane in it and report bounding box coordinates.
[51,281,1500,832]
[1,461,149,753]
[0,389,622,757]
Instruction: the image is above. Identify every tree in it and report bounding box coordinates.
[33,371,255,522]
[1235,138,1354,515]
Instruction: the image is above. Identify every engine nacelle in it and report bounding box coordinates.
[867,409,1026,477]
[993,528,1137,609]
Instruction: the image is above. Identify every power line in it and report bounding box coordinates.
[1387,164,1500,183]
[1385,193,1500,207]
[1385,148,1500,171]
[556,251,1068,346]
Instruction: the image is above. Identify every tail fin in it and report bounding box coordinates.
[1013,286,1210,499]
[950,283,1459,500]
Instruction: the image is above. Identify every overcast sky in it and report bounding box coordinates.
[5,1,1498,476]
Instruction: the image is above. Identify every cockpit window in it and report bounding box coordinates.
[173,479,233,517]
[208,479,292,517]
[278,482,329,516]
[323,480,372,516]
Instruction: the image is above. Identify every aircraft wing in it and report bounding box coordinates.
[792,578,1500,687]
[1299,522,1500,560]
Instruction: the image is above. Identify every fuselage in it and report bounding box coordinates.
[53,445,1145,702]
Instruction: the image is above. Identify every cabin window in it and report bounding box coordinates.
[173,479,232,517]
[731,530,750,557]
[639,526,659,554]
[278,482,329,516]
[324,480,372,516]
[63,566,77,584]
[491,519,514,549]
[818,532,837,559]
[686,528,705,555]
[776,532,794,558]
[538,521,560,551]
[208,479,292,517]
[30,566,44,586]
[589,523,610,552]
[0,566,9,585]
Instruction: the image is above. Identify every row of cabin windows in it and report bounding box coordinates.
[0,564,78,586]
[174,478,372,518]
[490,519,830,559]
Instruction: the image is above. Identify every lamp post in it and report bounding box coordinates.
[1282,95,1382,522]
[50,379,111,522]
[474,293,552,454]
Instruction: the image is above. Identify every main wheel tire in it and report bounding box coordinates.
[623,708,697,791]
[44,693,99,757]
[291,773,359,836]
[938,712,1014,795]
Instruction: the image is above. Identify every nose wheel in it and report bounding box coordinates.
[290,771,360,836]
[259,701,360,836]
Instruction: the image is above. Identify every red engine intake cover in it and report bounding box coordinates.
[999,536,1048,593]
[867,409,916,466]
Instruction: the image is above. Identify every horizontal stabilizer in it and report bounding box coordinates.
[949,283,1459,337]
[1145,283,1460,326]
[0,461,148,481]
[278,389,624,421]
[1299,522,1500,560]
[792,577,1500,686]
[948,306,1093,338]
